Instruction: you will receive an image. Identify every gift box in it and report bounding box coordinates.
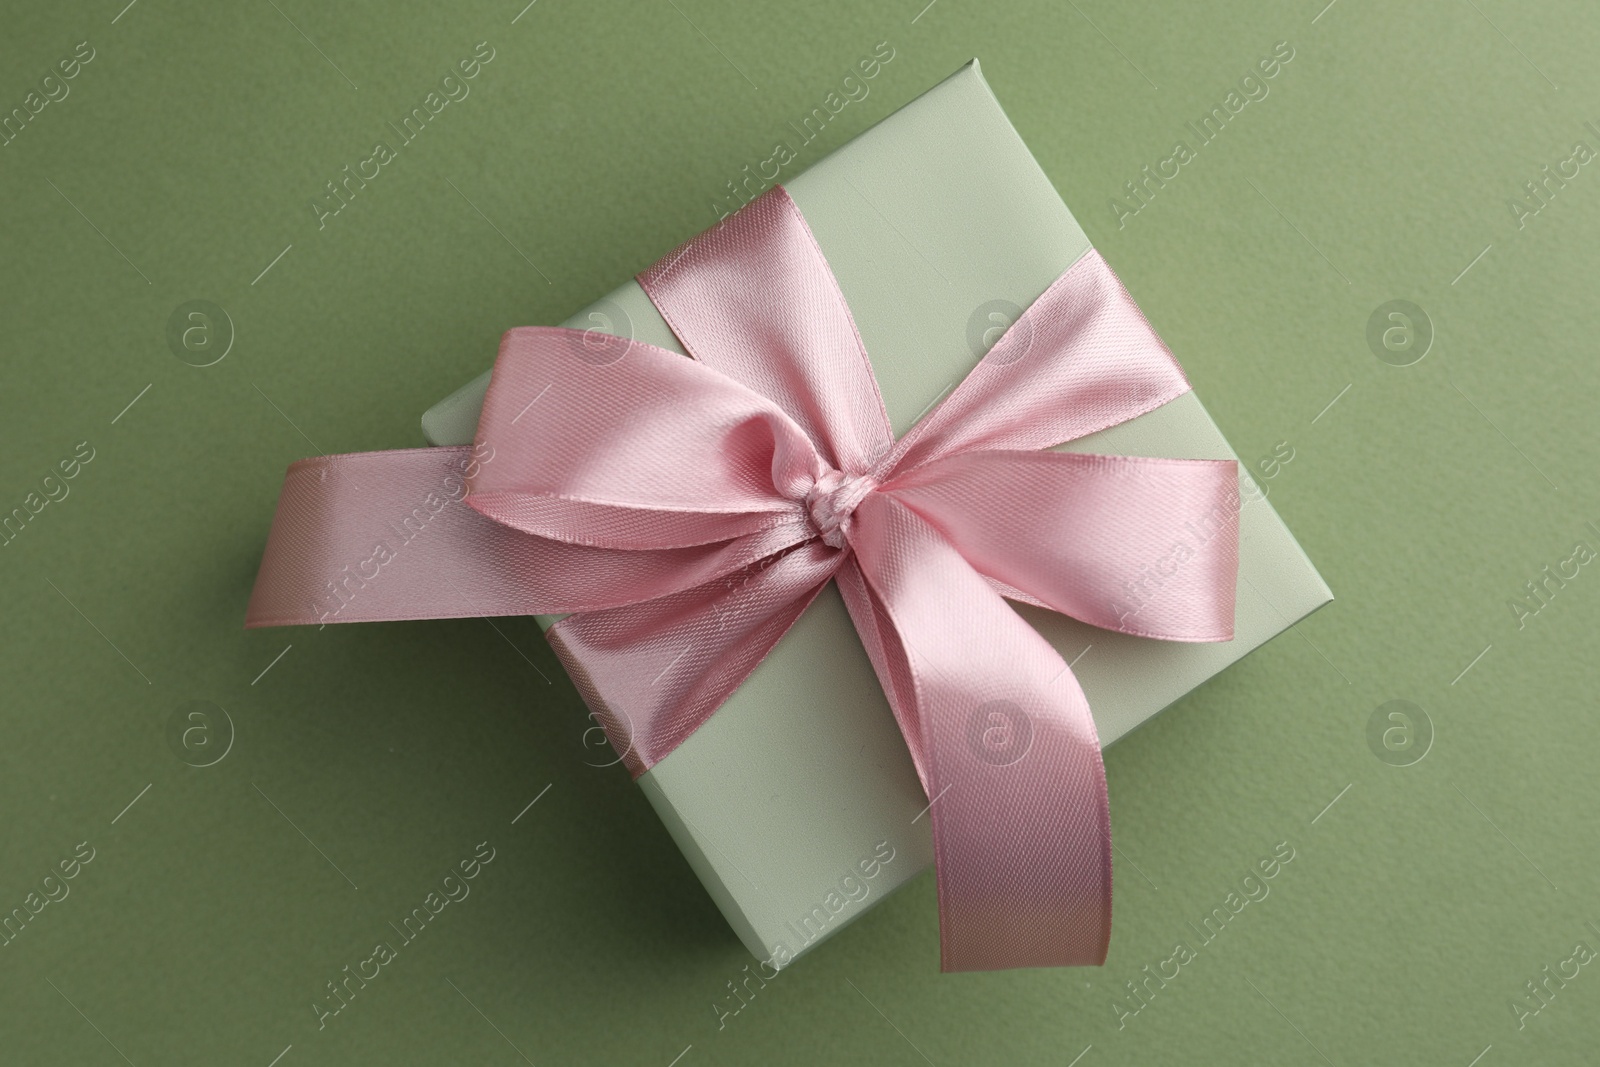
[416,60,1332,968]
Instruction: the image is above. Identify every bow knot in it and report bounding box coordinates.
[804,469,877,549]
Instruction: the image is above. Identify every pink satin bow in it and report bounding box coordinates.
[246,185,1239,972]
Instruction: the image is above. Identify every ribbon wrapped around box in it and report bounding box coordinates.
[246,61,1332,973]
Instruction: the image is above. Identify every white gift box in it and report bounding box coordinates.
[421,60,1332,968]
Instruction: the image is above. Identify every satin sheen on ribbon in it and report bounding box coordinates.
[245,186,1239,972]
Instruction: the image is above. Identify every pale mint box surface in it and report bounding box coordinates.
[421,60,1332,968]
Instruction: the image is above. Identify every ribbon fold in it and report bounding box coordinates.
[246,185,1239,972]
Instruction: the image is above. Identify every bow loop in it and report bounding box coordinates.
[883,450,1239,641]
[466,325,820,551]
[881,252,1193,478]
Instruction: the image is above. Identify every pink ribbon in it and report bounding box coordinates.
[246,186,1239,972]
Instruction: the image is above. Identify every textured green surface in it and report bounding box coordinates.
[1,1,1596,1064]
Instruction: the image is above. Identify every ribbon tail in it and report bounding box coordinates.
[246,446,559,626]
[882,249,1192,476]
[245,447,812,626]
[833,559,930,792]
[850,493,1112,971]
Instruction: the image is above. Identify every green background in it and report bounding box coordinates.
[1,0,1596,1063]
